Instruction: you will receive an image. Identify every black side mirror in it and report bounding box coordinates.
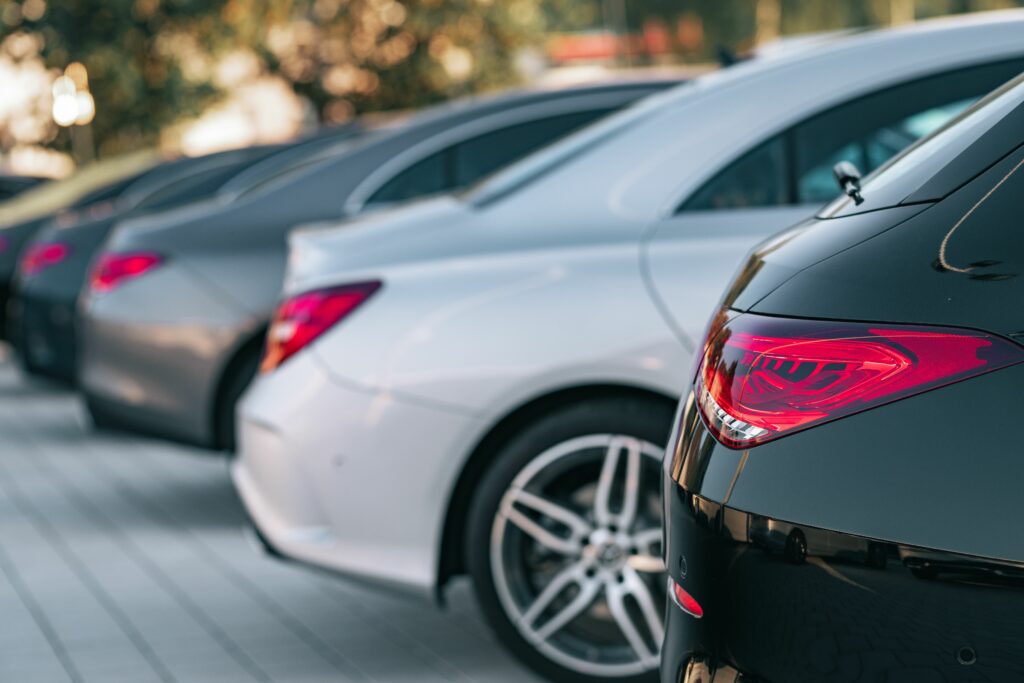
[832,161,864,205]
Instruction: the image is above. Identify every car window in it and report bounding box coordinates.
[679,58,1024,213]
[366,108,621,208]
[365,150,453,206]
[452,109,614,187]
[682,137,788,210]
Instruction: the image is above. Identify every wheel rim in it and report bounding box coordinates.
[490,434,666,678]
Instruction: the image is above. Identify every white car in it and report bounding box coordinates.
[233,13,1024,683]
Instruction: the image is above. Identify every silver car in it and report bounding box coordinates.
[77,79,676,449]
[232,13,1024,683]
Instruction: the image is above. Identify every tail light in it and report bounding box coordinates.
[696,313,1024,449]
[669,578,703,619]
[21,242,70,276]
[90,252,164,293]
[260,281,381,373]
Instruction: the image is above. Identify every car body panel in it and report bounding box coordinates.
[80,81,673,447]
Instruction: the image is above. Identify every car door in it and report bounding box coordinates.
[644,58,1024,352]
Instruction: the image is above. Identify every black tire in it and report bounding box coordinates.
[215,347,261,453]
[466,396,673,683]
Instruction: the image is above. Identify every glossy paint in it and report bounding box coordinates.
[78,80,674,448]
[661,70,1024,683]
[235,13,1024,601]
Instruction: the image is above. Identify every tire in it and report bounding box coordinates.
[466,396,673,683]
[215,347,261,453]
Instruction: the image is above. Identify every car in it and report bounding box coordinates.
[0,175,47,202]
[8,144,286,383]
[0,153,162,340]
[230,13,1024,683]
[660,70,1024,683]
[77,78,678,450]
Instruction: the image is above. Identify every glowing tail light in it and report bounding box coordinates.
[696,313,1024,448]
[260,281,381,373]
[21,242,70,276]
[90,252,164,293]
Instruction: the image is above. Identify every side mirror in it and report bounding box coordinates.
[832,161,864,205]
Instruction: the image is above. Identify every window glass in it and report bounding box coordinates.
[452,110,613,187]
[679,59,1024,214]
[366,150,452,206]
[795,98,975,204]
[682,137,788,211]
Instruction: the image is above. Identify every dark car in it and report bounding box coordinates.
[0,175,47,202]
[0,157,161,340]
[661,72,1024,682]
[7,144,285,382]
[77,78,678,451]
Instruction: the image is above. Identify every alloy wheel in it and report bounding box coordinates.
[490,434,666,678]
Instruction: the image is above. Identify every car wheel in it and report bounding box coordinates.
[467,397,672,683]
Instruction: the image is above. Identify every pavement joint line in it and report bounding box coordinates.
[0,454,179,683]
[0,543,82,683]
[16,437,276,683]
[74,440,373,683]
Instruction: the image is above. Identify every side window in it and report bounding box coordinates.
[793,59,1024,205]
[682,136,788,211]
[365,150,453,206]
[452,109,613,187]
[679,58,1024,213]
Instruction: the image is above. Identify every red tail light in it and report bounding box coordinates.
[260,281,381,373]
[21,242,70,276]
[669,578,703,619]
[91,252,164,293]
[696,313,1024,448]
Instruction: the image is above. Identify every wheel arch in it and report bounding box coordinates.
[210,326,267,450]
[435,382,677,599]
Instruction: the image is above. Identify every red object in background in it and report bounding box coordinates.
[260,281,381,373]
[21,242,70,276]
[696,313,1024,448]
[90,251,164,293]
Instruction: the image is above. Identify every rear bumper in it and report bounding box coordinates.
[77,262,254,448]
[7,287,77,383]
[660,392,1024,683]
[232,349,483,599]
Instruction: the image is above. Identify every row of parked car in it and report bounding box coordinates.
[2,11,1023,683]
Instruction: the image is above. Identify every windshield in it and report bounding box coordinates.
[462,82,692,207]
[821,72,1024,217]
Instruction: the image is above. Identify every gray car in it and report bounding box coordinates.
[78,78,677,450]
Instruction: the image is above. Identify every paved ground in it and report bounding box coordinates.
[0,349,543,683]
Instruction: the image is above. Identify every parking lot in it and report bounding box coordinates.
[0,348,542,683]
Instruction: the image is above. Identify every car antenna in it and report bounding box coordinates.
[833,160,864,205]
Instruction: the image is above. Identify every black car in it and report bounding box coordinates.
[661,73,1024,682]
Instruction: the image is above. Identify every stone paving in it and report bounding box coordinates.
[0,349,542,683]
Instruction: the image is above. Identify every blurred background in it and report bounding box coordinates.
[2,0,1023,179]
